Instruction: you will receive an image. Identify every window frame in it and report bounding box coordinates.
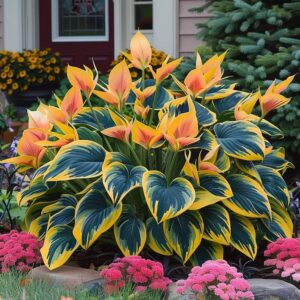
[132,0,153,32]
[51,0,109,42]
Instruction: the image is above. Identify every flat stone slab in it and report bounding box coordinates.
[248,278,300,300]
[166,279,300,300]
[29,265,101,289]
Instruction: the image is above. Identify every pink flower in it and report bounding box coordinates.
[135,285,147,293]
[292,273,300,282]
[191,283,203,292]
[132,272,148,283]
[230,278,250,291]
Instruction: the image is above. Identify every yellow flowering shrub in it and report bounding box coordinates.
[108,47,170,80]
[0,48,64,95]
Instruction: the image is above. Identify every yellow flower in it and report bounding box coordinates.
[7,79,12,84]
[32,77,37,82]
[1,72,7,79]
[12,83,19,90]
[50,57,57,64]
[8,71,14,78]
[37,78,43,84]
[4,66,9,72]
[131,71,138,78]
[29,57,38,63]
[48,75,55,81]
[19,70,26,77]
[23,84,29,91]
[29,64,36,70]
[45,60,50,65]
[54,67,61,74]
[7,89,13,95]
[45,66,51,73]
[18,57,25,63]
[2,83,7,90]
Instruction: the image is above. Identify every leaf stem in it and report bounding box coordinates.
[165,151,178,184]
[149,83,160,125]
[127,143,142,165]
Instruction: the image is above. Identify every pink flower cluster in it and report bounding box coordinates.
[99,256,172,295]
[264,238,300,282]
[0,230,43,273]
[176,260,254,300]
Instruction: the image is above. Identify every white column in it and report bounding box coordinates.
[3,0,39,51]
[113,0,123,58]
[3,0,23,51]
[153,0,178,57]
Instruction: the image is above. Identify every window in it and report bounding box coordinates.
[133,0,153,31]
[52,0,109,42]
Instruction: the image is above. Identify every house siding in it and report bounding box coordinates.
[178,0,211,56]
[0,0,3,50]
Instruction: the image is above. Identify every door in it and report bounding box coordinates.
[39,0,114,72]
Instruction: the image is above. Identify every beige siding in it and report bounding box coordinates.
[0,0,3,50]
[178,0,211,57]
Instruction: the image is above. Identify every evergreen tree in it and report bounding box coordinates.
[189,0,300,157]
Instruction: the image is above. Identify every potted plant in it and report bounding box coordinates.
[0,48,64,116]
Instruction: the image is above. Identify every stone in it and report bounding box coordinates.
[29,265,102,289]
[248,278,300,300]
[166,279,300,300]
[165,283,198,300]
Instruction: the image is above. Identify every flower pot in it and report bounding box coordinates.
[6,83,59,117]
[0,121,26,144]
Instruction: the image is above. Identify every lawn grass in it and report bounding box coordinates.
[0,271,164,300]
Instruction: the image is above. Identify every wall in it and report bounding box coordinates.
[178,0,211,56]
[0,0,3,50]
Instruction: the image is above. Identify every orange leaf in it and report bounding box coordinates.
[61,87,83,119]
[132,120,163,149]
[67,65,96,97]
[130,31,152,70]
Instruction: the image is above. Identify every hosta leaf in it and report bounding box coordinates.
[256,165,290,208]
[42,194,77,214]
[72,107,114,130]
[197,129,218,151]
[269,198,293,234]
[190,240,224,266]
[114,206,146,256]
[103,152,131,169]
[224,175,271,219]
[48,206,75,230]
[142,170,195,223]
[127,79,171,109]
[214,121,265,161]
[73,189,122,249]
[205,85,237,101]
[146,217,172,256]
[28,214,49,240]
[235,160,261,183]
[261,210,293,242]
[213,91,248,114]
[103,162,147,204]
[230,214,257,260]
[194,102,216,127]
[262,148,294,172]
[41,225,79,270]
[200,204,231,245]
[77,127,103,145]
[164,211,204,263]
[213,149,231,172]
[191,171,232,210]
[254,118,283,138]
[16,177,54,206]
[44,141,106,182]
[24,200,54,230]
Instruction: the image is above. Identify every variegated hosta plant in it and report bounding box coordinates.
[2,31,294,270]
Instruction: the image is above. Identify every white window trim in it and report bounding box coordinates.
[51,0,109,42]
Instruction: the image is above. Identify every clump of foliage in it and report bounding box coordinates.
[264,238,300,284]
[100,256,171,295]
[0,230,43,273]
[109,46,169,81]
[189,0,300,157]
[2,31,293,270]
[0,48,64,95]
[176,259,254,299]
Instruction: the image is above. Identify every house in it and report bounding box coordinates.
[0,0,210,72]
